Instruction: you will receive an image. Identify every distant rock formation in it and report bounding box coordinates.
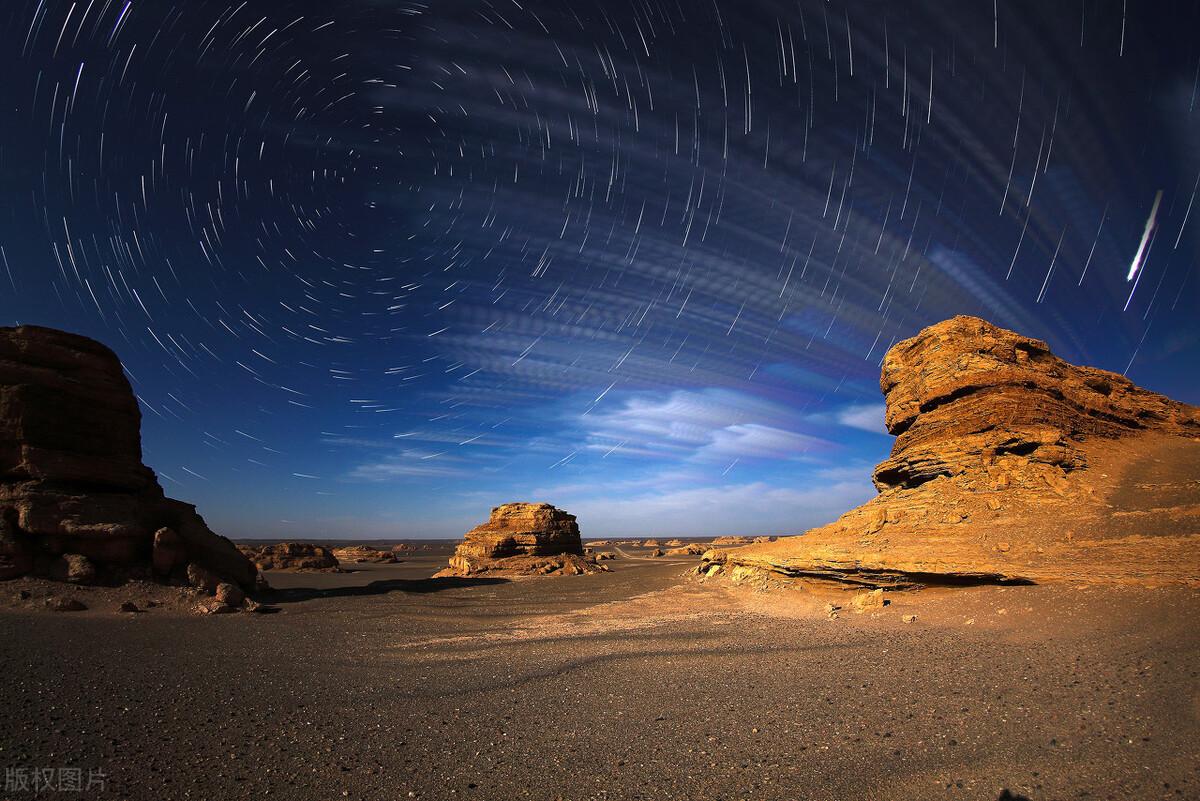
[711,536,753,545]
[240,542,340,572]
[331,545,399,564]
[699,316,1200,588]
[665,543,708,556]
[0,325,259,598]
[435,502,604,577]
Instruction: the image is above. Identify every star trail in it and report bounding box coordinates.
[1,0,1197,538]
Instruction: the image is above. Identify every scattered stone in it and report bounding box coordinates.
[193,598,237,615]
[118,601,139,613]
[850,588,887,612]
[214,582,245,607]
[46,597,86,612]
[902,614,917,624]
[649,548,665,557]
[187,562,221,593]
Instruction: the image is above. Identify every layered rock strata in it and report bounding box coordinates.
[699,316,1200,588]
[436,502,603,577]
[0,325,259,596]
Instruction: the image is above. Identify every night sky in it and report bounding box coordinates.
[1,0,1198,539]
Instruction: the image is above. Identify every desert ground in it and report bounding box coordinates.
[2,544,1197,801]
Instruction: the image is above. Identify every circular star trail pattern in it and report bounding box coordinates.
[1,1,1197,535]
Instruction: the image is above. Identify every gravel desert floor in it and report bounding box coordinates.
[2,548,1198,801]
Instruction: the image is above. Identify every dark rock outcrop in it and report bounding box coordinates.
[0,325,259,593]
[436,502,603,577]
[698,316,1200,588]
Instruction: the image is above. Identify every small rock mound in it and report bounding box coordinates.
[699,316,1200,588]
[331,545,398,564]
[240,543,340,572]
[665,543,708,556]
[436,502,604,577]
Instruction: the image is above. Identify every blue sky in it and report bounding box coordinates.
[2,0,1198,539]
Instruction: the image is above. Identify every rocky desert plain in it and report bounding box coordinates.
[1,316,1198,801]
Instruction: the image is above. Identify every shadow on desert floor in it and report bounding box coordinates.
[263,575,510,604]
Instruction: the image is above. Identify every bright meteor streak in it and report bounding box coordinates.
[1126,190,1163,282]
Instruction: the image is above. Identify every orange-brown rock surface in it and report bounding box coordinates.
[0,325,259,595]
[699,316,1200,588]
[665,543,708,556]
[711,536,753,545]
[240,542,340,572]
[331,545,399,563]
[436,502,604,577]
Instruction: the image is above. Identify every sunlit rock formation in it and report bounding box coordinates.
[331,545,399,563]
[240,542,340,571]
[436,502,603,577]
[699,316,1200,588]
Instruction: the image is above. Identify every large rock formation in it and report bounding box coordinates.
[0,325,259,593]
[435,502,603,577]
[699,316,1200,588]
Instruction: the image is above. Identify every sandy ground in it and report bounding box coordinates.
[1,547,1197,801]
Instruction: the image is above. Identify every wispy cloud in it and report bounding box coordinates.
[580,387,835,464]
[834,403,888,435]
[345,450,468,481]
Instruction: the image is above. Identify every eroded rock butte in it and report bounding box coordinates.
[698,316,1200,588]
[0,325,259,598]
[436,502,605,577]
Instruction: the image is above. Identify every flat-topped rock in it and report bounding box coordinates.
[699,316,1200,589]
[331,545,398,563]
[0,325,260,598]
[437,502,603,577]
